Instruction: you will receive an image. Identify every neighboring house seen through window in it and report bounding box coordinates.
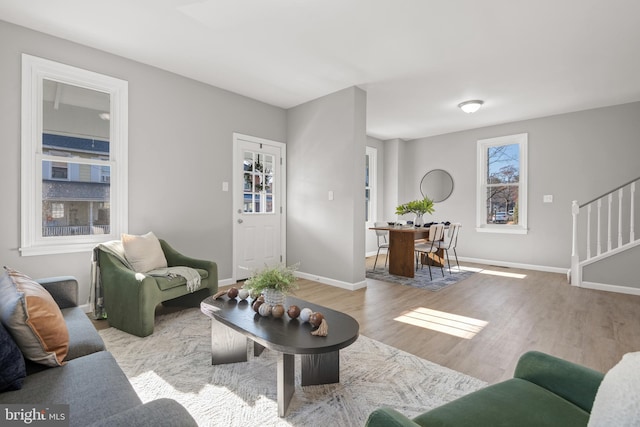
[21,54,128,255]
[476,133,528,234]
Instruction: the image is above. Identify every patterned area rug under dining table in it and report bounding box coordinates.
[366,264,475,291]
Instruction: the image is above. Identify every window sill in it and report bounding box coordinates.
[475,226,528,235]
[20,240,108,256]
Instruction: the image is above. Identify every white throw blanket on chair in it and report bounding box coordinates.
[147,266,202,293]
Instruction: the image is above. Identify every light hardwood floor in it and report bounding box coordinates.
[94,258,640,385]
[293,258,640,384]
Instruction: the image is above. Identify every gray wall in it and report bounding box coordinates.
[0,20,287,305]
[401,102,640,278]
[286,86,367,286]
[2,19,637,299]
[584,245,640,288]
[383,139,404,222]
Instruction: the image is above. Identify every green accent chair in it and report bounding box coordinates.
[365,351,604,427]
[98,239,217,337]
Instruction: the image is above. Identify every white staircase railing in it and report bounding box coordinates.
[571,177,638,288]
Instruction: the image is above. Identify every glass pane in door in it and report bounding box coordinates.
[242,150,276,214]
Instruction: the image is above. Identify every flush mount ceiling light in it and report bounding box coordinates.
[458,100,484,114]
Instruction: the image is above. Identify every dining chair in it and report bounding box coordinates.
[414,223,445,280]
[435,223,462,273]
[373,222,390,270]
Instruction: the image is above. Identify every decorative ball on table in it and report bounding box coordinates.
[309,312,329,337]
[258,303,272,317]
[287,305,301,319]
[271,304,285,318]
[252,300,264,313]
[299,308,313,323]
[309,312,324,327]
[238,288,250,300]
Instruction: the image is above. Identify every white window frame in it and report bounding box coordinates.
[365,146,378,225]
[476,133,528,234]
[21,54,128,256]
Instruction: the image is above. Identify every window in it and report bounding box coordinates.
[21,54,128,255]
[476,133,528,234]
[50,161,69,180]
[50,203,65,219]
[243,150,275,214]
[365,146,377,223]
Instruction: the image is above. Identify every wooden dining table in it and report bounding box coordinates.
[369,225,445,278]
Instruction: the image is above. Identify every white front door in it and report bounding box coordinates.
[233,133,286,281]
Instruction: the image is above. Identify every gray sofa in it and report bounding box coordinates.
[0,276,197,427]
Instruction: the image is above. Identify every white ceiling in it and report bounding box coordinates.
[2,0,640,140]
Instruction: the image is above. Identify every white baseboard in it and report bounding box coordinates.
[365,252,565,275]
[458,256,568,274]
[580,281,640,296]
[79,303,91,313]
[295,271,367,291]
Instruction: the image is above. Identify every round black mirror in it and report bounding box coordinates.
[420,169,454,203]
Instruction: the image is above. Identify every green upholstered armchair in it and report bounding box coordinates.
[97,239,217,337]
[365,351,604,427]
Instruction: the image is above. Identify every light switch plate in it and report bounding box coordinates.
[328,190,334,201]
[222,181,229,192]
[543,194,553,203]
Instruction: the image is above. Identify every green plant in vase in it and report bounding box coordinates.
[395,196,435,226]
[244,263,299,305]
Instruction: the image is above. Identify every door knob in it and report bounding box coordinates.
[237,219,243,224]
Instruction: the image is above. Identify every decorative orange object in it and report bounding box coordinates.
[271,304,285,318]
[287,305,301,319]
[227,287,239,299]
[252,300,264,313]
[309,312,324,327]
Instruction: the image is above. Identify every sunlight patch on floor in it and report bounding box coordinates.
[478,269,527,279]
[394,307,488,339]
[455,265,526,279]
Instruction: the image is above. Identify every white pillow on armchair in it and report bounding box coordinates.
[588,351,640,426]
[122,232,168,273]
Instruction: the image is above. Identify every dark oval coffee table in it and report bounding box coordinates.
[200,295,359,417]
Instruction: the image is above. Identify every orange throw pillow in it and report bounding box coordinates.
[0,267,69,367]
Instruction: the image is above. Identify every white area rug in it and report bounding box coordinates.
[99,308,486,426]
